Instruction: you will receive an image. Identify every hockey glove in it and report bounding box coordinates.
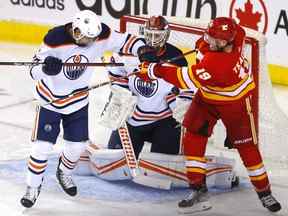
[42,56,63,76]
[137,45,159,63]
[136,61,161,82]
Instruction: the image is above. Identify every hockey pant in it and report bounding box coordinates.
[182,94,270,192]
[27,105,88,187]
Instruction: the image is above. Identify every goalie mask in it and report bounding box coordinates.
[144,16,170,49]
[72,10,102,45]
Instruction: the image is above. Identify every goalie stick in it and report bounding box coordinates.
[118,122,172,190]
[179,126,186,155]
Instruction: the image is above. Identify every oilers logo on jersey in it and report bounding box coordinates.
[63,55,88,80]
[134,77,158,98]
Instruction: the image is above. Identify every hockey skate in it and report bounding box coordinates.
[178,185,212,214]
[20,184,42,208]
[258,190,281,212]
[56,166,77,196]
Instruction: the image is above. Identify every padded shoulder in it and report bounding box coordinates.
[43,23,74,47]
[96,23,111,40]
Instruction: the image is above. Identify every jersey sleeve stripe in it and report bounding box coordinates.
[182,67,199,91]
[122,35,138,55]
[128,38,145,54]
[176,67,189,89]
[204,75,250,92]
[199,81,255,101]
[185,67,201,90]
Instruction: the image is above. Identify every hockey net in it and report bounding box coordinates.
[119,15,288,179]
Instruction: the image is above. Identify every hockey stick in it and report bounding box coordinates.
[0,62,125,67]
[0,49,196,67]
[164,49,196,64]
[33,49,196,107]
[40,80,111,106]
[128,49,197,77]
[118,122,171,190]
[40,73,139,107]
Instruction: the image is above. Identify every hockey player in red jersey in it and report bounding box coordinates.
[137,17,281,213]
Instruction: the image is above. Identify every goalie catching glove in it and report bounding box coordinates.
[172,96,191,124]
[99,85,137,130]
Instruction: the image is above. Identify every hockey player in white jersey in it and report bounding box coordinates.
[20,10,146,208]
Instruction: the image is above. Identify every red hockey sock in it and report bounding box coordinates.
[183,131,208,187]
[236,143,270,192]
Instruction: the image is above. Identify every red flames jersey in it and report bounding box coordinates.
[156,25,255,104]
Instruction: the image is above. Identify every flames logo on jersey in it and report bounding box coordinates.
[134,77,158,98]
[63,55,88,80]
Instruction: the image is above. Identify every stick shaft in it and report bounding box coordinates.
[165,49,196,63]
[0,62,124,67]
[42,80,111,106]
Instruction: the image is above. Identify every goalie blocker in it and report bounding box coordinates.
[75,143,239,190]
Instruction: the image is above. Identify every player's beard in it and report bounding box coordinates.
[209,43,233,52]
[75,37,96,46]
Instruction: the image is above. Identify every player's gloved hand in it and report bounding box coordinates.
[42,56,62,76]
[136,61,160,82]
[137,45,159,63]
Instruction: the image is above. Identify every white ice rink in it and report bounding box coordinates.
[0,42,287,216]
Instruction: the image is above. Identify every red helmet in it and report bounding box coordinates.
[206,17,237,42]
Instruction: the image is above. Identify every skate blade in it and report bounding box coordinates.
[177,201,212,214]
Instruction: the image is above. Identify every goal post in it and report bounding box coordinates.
[119,15,288,176]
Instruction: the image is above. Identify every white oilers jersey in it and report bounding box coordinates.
[107,54,192,127]
[30,23,145,114]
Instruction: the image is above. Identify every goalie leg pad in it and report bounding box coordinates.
[88,148,132,180]
[138,152,238,189]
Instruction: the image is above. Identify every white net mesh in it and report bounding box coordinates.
[120,16,288,178]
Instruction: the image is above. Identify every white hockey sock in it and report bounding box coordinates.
[59,141,87,175]
[27,140,53,188]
